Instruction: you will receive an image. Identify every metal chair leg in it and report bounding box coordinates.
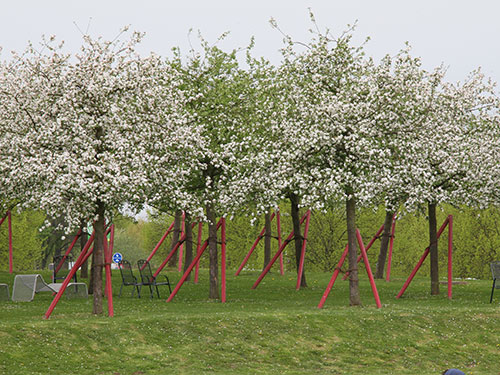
[148,285,154,299]
[490,279,496,303]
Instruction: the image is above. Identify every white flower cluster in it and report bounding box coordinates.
[1,25,499,231]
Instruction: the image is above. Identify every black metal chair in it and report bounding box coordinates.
[490,261,500,303]
[53,255,77,283]
[137,259,172,299]
[118,260,142,298]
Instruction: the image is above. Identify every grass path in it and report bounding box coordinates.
[0,269,499,374]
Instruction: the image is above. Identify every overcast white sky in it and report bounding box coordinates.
[1,0,499,85]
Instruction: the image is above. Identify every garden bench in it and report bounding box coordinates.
[11,274,87,302]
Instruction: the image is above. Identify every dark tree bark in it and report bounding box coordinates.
[375,210,394,279]
[263,211,272,271]
[346,193,361,306]
[91,200,105,314]
[80,221,89,279]
[168,209,182,268]
[183,213,193,281]
[206,203,219,299]
[290,193,307,288]
[429,202,440,295]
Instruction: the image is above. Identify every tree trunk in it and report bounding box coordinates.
[88,259,94,295]
[375,210,394,279]
[429,202,440,295]
[80,221,89,279]
[206,203,219,299]
[183,213,193,281]
[263,211,272,271]
[91,200,105,314]
[168,209,182,268]
[290,193,307,288]
[346,194,361,306]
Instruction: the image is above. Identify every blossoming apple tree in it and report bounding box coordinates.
[0,30,192,314]
[146,37,271,299]
[395,67,500,295]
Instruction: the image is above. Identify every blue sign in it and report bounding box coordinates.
[112,252,123,264]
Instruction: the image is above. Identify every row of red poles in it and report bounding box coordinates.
[235,211,285,276]
[145,216,228,302]
[44,224,115,319]
[0,211,13,274]
[42,211,453,318]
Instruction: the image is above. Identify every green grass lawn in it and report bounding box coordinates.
[0,269,499,375]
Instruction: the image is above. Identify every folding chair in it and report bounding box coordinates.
[137,259,172,299]
[118,260,142,298]
[490,261,500,303]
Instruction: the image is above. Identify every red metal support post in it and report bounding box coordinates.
[54,229,82,276]
[252,212,308,289]
[0,213,7,227]
[296,210,311,290]
[396,249,429,299]
[152,221,198,277]
[194,221,203,283]
[318,245,349,309]
[235,212,276,276]
[221,218,227,302]
[356,229,382,308]
[145,220,175,264]
[342,223,384,281]
[178,212,186,272]
[166,238,210,302]
[81,246,94,266]
[448,215,453,299]
[277,211,284,275]
[44,232,96,319]
[396,216,450,299]
[166,219,223,301]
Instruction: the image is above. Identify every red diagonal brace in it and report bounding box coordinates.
[167,218,223,302]
[44,231,95,319]
[356,229,381,308]
[342,223,384,281]
[221,218,226,302]
[178,212,186,272]
[252,212,309,289]
[154,220,219,277]
[194,221,203,283]
[277,211,284,275]
[235,212,276,276]
[55,229,82,276]
[296,210,311,290]
[0,213,7,227]
[145,220,175,264]
[396,216,450,299]
[318,245,349,308]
